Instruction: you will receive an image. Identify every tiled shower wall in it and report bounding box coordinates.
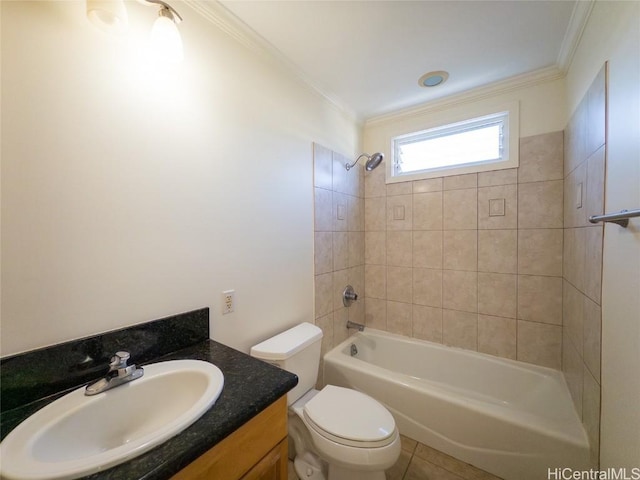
[562,66,606,467]
[313,143,365,360]
[362,132,565,369]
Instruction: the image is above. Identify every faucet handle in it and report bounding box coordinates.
[110,351,131,369]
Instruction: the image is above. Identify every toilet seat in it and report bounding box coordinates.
[302,386,396,448]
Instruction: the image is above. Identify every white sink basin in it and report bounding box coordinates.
[0,359,224,480]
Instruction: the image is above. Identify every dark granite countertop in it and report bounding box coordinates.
[0,309,298,480]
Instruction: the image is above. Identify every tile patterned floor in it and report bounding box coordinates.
[288,435,504,480]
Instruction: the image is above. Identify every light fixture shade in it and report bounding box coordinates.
[86,0,128,34]
[150,14,183,63]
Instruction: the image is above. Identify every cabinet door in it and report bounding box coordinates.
[241,439,287,480]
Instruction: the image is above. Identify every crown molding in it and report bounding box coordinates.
[364,65,564,127]
[182,0,360,124]
[557,0,595,73]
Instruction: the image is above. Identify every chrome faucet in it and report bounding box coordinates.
[346,320,365,332]
[85,351,144,396]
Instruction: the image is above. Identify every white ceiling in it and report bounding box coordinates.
[213,0,579,121]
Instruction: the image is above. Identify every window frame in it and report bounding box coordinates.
[386,101,519,183]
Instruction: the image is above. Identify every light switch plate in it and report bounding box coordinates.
[576,183,583,209]
[393,205,405,220]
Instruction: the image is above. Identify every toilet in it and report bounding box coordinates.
[250,322,401,480]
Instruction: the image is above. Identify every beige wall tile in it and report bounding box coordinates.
[413,177,443,193]
[442,270,478,313]
[413,191,443,230]
[365,297,387,330]
[365,264,386,299]
[564,161,587,228]
[478,229,517,274]
[413,231,443,269]
[348,231,365,268]
[315,312,334,358]
[444,173,477,190]
[336,151,363,198]
[584,225,603,304]
[332,232,349,271]
[478,314,516,359]
[387,266,413,303]
[562,332,584,417]
[332,269,349,311]
[443,230,477,271]
[478,168,518,187]
[564,100,587,176]
[563,227,586,292]
[347,195,364,232]
[332,151,351,195]
[365,196,386,231]
[314,273,333,318]
[314,187,333,232]
[583,296,602,382]
[387,195,413,231]
[517,275,562,324]
[518,131,564,183]
[518,229,563,276]
[478,184,517,229]
[387,301,413,336]
[313,143,333,189]
[387,181,412,196]
[585,146,605,220]
[583,366,601,468]
[563,280,584,356]
[478,273,517,318]
[333,308,350,346]
[332,191,349,232]
[443,310,478,350]
[586,65,606,158]
[517,320,562,369]
[413,268,443,307]
[364,161,386,198]
[314,232,333,275]
[365,231,386,265]
[387,231,413,267]
[518,180,563,229]
[443,188,478,230]
[412,305,443,343]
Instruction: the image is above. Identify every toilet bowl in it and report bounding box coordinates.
[250,323,400,480]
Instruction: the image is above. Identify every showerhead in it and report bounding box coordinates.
[345,152,384,171]
[365,152,384,171]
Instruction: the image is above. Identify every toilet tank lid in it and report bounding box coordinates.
[250,322,323,361]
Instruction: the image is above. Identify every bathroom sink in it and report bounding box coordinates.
[0,359,224,480]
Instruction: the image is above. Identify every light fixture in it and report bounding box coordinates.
[148,3,183,63]
[86,0,128,34]
[345,152,384,172]
[418,71,449,88]
[86,0,184,63]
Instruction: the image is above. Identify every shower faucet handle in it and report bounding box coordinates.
[343,285,358,307]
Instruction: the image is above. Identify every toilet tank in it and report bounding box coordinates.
[250,323,323,405]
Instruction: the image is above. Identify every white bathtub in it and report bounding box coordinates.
[323,329,590,480]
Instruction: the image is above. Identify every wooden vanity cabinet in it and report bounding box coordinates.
[171,396,288,480]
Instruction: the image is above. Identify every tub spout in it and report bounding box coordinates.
[347,320,365,332]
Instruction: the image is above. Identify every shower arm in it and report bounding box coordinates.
[345,154,369,171]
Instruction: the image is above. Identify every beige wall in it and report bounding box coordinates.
[566,0,640,468]
[0,1,360,356]
[312,144,364,359]
[359,76,567,368]
[562,65,606,467]
[360,132,564,369]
